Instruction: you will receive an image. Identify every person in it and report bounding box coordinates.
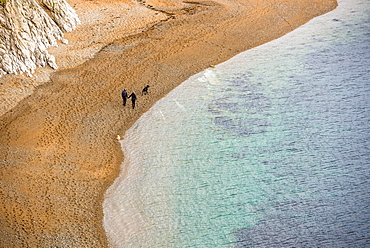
[121,89,128,106]
[142,85,150,95]
[128,92,137,109]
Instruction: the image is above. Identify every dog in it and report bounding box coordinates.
[142,85,150,95]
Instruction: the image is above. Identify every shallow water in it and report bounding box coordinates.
[104,0,370,247]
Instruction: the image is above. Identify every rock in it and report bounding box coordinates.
[0,0,80,77]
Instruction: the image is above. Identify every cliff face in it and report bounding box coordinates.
[0,0,80,77]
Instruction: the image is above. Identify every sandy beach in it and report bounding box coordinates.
[0,0,337,246]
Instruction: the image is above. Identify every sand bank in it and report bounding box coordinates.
[0,0,337,246]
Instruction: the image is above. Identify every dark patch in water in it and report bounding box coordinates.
[213,116,268,137]
[234,196,370,247]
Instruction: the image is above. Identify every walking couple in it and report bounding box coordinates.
[121,89,137,109]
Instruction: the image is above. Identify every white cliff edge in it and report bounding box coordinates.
[0,0,80,77]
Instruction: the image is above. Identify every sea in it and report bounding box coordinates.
[103,0,370,247]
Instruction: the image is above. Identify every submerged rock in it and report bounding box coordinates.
[0,0,80,77]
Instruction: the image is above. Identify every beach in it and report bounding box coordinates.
[0,0,337,246]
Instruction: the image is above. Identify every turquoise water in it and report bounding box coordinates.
[104,0,370,247]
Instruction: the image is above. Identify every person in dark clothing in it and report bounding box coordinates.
[142,85,150,95]
[121,89,128,106]
[128,92,137,109]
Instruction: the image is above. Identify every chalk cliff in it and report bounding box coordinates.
[0,0,80,77]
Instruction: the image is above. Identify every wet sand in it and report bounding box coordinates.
[0,0,337,246]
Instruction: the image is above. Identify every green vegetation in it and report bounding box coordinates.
[0,0,6,5]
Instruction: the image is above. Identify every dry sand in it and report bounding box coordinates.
[0,0,337,246]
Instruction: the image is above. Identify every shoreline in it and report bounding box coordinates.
[0,0,337,246]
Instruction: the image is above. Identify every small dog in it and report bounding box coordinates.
[142,85,150,95]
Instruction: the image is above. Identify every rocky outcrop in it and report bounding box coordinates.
[0,0,80,77]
